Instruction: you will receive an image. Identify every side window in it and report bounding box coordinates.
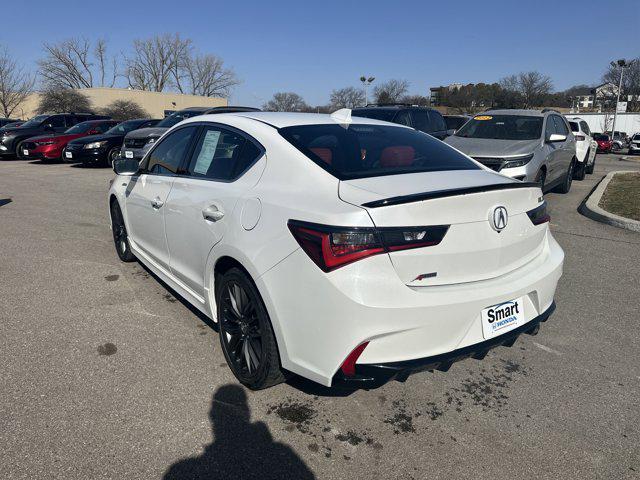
[186,126,253,181]
[581,121,591,136]
[95,122,113,133]
[49,115,65,128]
[428,111,447,132]
[145,126,197,175]
[544,116,556,140]
[552,116,568,136]
[393,111,412,127]
[411,110,429,132]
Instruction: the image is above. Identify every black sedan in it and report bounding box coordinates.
[64,118,160,167]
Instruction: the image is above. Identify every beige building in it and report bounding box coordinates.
[16,87,227,119]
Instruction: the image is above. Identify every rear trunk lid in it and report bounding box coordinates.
[339,170,545,286]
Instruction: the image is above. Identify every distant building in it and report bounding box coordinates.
[16,87,227,119]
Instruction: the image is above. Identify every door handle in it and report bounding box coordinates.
[202,205,224,222]
[151,197,164,209]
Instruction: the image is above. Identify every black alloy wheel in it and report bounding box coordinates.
[110,200,135,262]
[217,268,284,390]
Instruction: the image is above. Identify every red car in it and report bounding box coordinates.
[594,134,613,153]
[20,119,117,161]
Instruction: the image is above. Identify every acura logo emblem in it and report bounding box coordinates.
[490,206,508,232]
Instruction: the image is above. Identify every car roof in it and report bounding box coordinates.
[186,111,409,129]
[482,109,547,117]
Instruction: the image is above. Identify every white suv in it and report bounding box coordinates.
[566,117,597,179]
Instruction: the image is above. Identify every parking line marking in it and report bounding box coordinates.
[533,342,562,356]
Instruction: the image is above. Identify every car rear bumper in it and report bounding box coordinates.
[257,230,564,387]
[332,302,555,388]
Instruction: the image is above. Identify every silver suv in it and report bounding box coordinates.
[444,109,577,193]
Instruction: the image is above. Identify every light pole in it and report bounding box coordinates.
[610,59,628,142]
[360,76,375,106]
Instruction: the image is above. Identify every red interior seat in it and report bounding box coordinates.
[380,146,415,167]
[309,147,332,165]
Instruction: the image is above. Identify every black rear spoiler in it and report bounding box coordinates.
[362,182,540,208]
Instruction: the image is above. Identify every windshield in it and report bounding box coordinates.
[444,116,469,130]
[455,115,543,140]
[20,115,49,128]
[352,109,396,122]
[595,134,609,141]
[64,122,95,134]
[279,124,480,180]
[632,135,640,141]
[106,121,142,135]
[156,110,204,128]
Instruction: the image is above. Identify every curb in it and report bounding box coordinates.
[578,170,640,233]
[620,155,640,163]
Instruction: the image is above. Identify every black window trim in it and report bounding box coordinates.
[139,121,265,183]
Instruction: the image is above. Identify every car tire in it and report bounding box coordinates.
[574,160,586,180]
[586,153,596,174]
[106,147,120,168]
[535,168,546,191]
[110,200,135,262]
[216,267,285,390]
[554,157,575,194]
[15,141,25,160]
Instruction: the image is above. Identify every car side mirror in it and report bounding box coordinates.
[547,133,566,143]
[113,158,139,176]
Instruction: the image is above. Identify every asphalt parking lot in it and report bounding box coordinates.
[1,155,639,480]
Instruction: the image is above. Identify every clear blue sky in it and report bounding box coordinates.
[3,0,639,107]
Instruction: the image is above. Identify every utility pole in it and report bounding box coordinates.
[610,59,628,141]
[360,76,375,106]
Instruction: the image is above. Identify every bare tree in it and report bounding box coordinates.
[373,79,410,104]
[100,99,149,121]
[126,33,191,92]
[38,38,118,89]
[329,87,365,109]
[183,54,239,97]
[36,87,93,114]
[263,92,309,112]
[0,46,35,118]
[500,72,553,108]
[518,72,553,108]
[400,94,430,107]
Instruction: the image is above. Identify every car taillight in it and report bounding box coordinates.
[288,220,449,272]
[527,202,550,226]
[340,342,369,376]
[575,135,585,141]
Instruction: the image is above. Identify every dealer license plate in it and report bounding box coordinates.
[481,297,525,339]
[125,151,133,158]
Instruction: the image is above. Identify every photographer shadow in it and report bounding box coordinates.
[163,384,315,480]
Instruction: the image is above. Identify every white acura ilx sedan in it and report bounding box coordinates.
[109,110,564,390]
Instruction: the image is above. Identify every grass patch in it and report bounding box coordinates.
[598,172,640,221]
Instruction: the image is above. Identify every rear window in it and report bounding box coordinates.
[595,134,609,141]
[569,122,579,132]
[279,123,479,180]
